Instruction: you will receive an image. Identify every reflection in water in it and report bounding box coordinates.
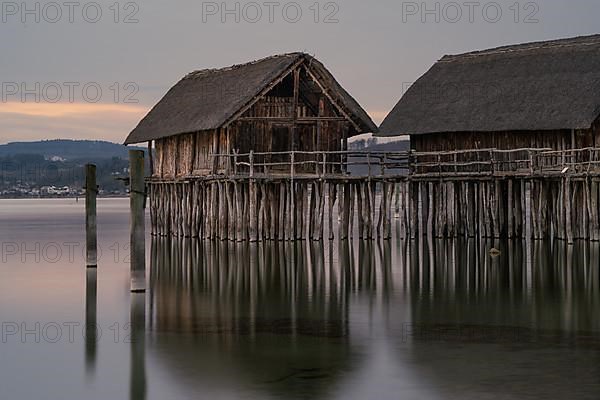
[409,239,600,333]
[149,239,393,338]
[85,269,97,377]
[404,239,600,400]
[148,238,395,399]
[146,237,600,399]
[130,293,147,400]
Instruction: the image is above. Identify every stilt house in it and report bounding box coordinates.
[125,53,377,177]
[377,35,600,153]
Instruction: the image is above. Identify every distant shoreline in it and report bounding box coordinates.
[0,195,129,200]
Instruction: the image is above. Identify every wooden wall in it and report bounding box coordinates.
[152,91,352,178]
[410,129,598,153]
[154,128,227,178]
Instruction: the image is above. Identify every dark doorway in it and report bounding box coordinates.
[271,124,291,170]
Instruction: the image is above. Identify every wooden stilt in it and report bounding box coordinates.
[249,181,258,242]
[85,164,97,268]
[427,182,433,237]
[129,150,146,293]
[357,183,364,239]
[565,178,573,244]
[508,180,514,239]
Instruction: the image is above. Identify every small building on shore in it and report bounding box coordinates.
[377,34,600,153]
[125,53,377,177]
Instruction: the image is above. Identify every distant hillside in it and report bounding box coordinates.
[0,140,144,160]
[0,139,148,197]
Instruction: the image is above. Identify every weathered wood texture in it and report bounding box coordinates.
[85,164,97,267]
[148,145,600,243]
[410,129,600,153]
[129,150,146,292]
[152,65,356,179]
[148,175,600,243]
[149,178,397,242]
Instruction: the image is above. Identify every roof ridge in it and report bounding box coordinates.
[440,34,600,63]
[184,52,308,79]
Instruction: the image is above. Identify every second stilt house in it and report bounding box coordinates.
[378,34,600,152]
[374,34,600,243]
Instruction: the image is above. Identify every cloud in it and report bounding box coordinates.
[0,102,149,144]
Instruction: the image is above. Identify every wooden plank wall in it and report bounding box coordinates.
[410,129,597,152]
[153,88,351,178]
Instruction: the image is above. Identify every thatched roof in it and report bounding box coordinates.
[125,53,377,144]
[378,34,600,137]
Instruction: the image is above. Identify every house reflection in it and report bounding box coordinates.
[401,238,600,399]
[145,236,600,399]
[147,238,395,399]
[407,239,600,333]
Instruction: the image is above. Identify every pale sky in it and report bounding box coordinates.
[1,0,599,144]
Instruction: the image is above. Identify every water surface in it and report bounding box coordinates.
[0,199,599,399]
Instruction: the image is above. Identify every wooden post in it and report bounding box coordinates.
[278,183,286,240]
[356,182,364,239]
[592,180,599,241]
[565,178,573,244]
[85,164,97,268]
[341,183,351,240]
[258,183,265,240]
[290,152,296,238]
[409,181,416,239]
[492,180,500,239]
[328,183,336,240]
[249,180,258,242]
[348,183,355,239]
[418,181,424,238]
[448,182,456,237]
[233,150,238,176]
[366,181,372,239]
[400,181,407,239]
[218,181,227,240]
[427,182,433,237]
[342,124,348,174]
[270,184,277,240]
[437,181,445,238]
[309,182,316,240]
[394,183,400,218]
[525,180,532,242]
[129,150,146,293]
[383,182,392,240]
[147,141,154,176]
[508,180,514,239]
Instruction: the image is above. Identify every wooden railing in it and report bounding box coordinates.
[411,148,550,176]
[412,147,600,176]
[212,150,410,178]
[202,148,600,178]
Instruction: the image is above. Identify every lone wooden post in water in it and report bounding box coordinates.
[85,164,97,268]
[129,150,146,293]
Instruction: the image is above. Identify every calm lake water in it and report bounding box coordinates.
[1,198,599,399]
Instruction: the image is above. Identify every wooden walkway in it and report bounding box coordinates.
[148,148,600,243]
